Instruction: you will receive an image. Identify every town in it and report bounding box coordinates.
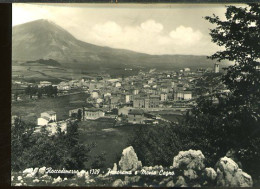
[12,63,227,136]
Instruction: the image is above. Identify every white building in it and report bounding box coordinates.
[214,63,220,73]
[91,91,99,99]
[37,111,57,126]
[160,93,168,101]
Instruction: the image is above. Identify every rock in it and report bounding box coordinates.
[112,163,117,171]
[77,170,86,178]
[31,167,39,177]
[166,180,175,187]
[119,146,142,171]
[41,174,51,180]
[17,176,22,181]
[26,173,33,178]
[23,168,34,175]
[173,149,205,171]
[15,183,23,186]
[175,176,187,187]
[215,156,253,187]
[85,171,90,180]
[33,178,40,183]
[11,176,14,181]
[159,177,172,186]
[112,179,125,187]
[38,167,46,176]
[193,184,201,187]
[53,176,62,184]
[64,178,67,181]
[204,167,217,181]
[125,176,141,184]
[184,169,198,180]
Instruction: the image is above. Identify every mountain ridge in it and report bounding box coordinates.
[12,19,225,71]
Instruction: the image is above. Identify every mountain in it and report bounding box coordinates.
[12,19,224,71]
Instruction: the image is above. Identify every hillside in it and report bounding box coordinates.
[12,19,226,71]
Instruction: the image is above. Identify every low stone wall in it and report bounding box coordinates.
[11,146,253,187]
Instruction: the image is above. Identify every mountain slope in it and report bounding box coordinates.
[12,19,223,71]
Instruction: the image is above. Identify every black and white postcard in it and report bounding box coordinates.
[11,3,260,187]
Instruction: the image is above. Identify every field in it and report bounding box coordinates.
[78,119,139,169]
[12,93,89,123]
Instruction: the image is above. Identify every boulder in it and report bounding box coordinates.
[119,146,142,171]
[184,169,198,180]
[166,180,175,187]
[77,170,86,178]
[124,176,141,184]
[23,168,33,175]
[112,163,117,171]
[173,149,205,171]
[38,167,46,176]
[204,167,217,181]
[31,167,39,177]
[215,157,253,187]
[53,176,62,184]
[175,176,187,187]
[112,179,125,187]
[17,176,22,181]
[33,178,40,183]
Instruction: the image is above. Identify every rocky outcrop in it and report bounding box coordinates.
[173,149,205,171]
[118,146,142,171]
[11,148,254,187]
[215,156,253,187]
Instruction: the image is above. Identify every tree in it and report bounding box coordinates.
[194,4,260,177]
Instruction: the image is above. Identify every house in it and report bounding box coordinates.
[174,90,192,100]
[133,97,145,108]
[128,109,145,124]
[39,81,52,87]
[160,93,168,101]
[145,95,160,109]
[84,108,105,120]
[125,94,134,103]
[118,107,133,116]
[69,108,84,119]
[37,111,57,126]
[91,91,99,99]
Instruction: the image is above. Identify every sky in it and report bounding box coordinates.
[12,3,237,56]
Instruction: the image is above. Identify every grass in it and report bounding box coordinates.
[12,93,89,124]
[78,119,139,169]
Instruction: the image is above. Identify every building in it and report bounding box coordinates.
[39,81,52,87]
[174,90,192,100]
[125,94,134,103]
[37,111,57,126]
[84,108,105,120]
[133,97,145,108]
[214,63,220,73]
[128,109,145,124]
[118,106,133,116]
[160,93,168,101]
[145,95,160,108]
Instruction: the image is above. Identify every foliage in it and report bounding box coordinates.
[11,119,93,171]
[91,152,107,170]
[25,85,58,98]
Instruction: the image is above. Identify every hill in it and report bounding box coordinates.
[12,19,227,72]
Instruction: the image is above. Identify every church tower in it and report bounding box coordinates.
[214,63,219,73]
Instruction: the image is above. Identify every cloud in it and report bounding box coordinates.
[92,21,122,38]
[81,20,212,55]
[169,25,203,46]
[140,20,163,33]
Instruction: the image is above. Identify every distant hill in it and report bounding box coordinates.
[21,59,61,66]
[12,19,228,71]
